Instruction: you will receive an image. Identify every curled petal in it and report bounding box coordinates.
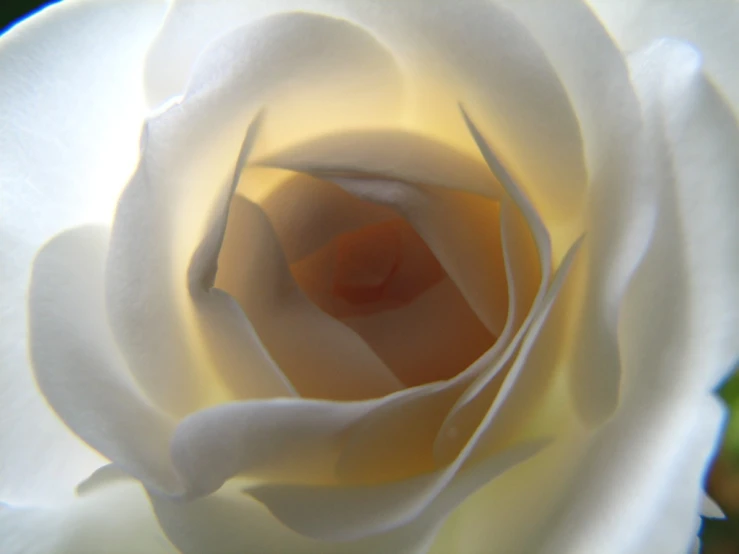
[28,226,183,496]
[0,0,166,504]
[106,10,405,414]
[147,0,587,230]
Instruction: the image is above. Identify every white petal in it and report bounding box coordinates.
[27,226,183,495]
[489,0,649,426]
[430,113,558,463]
[0,482,177,554]
[152,441,549,554]
[533,43,737,551]
[640,40,739,389]
[257,172,398,263]
[587,0,739,117]
[701,494,725,519]
[539,396,724,554]
[257,130,502,200]
[184,114,298,402]
[437,234,583,465]
[169,397,379,496]
[238,239,580,541]
[427,430,586,554]
[248,441,545,542]
[216,195,404,399]
[146,0,586,223]
[334,381,467,484]
[495,0,641,181]
[0,0,166,504]
[106,11,404,412]
[262,131,512,337]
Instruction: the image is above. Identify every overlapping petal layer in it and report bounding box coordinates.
[2,1,736,553]
[0,0,167,505]
[105,11,405,415]
[146,0,587,226]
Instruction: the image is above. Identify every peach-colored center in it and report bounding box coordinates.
[290,219,446,318]
[332,220,403,304]
[330,219,446,308]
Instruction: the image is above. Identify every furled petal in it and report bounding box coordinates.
[28,226,183,496]
[215,194,403,400]
[537,396,724,554]
[521,41,739,553]
[152,440,547,554]
[490,0,654,426]
[262,114,553,488]
[146,0,586,224]
[496,0,641,180]
[106,11,404,414]
[261,131,511,337]
[0,482,178,554]
[256,172,398,263]
[170,397,382,496]
[430,111,557,463]
[229,238,580,541]
[334,381,467,484]
[587,0,739,117]
[0,0,166,504]
[342,278,495,387]
[248,441,546,542]
[639,40,739,390]
[184,114,298,402]
[257,130,502,200]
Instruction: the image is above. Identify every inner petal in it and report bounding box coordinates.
[268,180,500,388]
[291,218,445,319]
[332,219,405,303]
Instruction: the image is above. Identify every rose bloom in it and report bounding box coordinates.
[1,0,738,553]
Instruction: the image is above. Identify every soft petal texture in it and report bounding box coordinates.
[523,40,738,554]
[215,195,404,400]
[222,237,580,541]
[151,443,547,554]
[146,0,586,224]
[637,40,739,390]
[587,0,739,116]
[538,396,724,554]
[261,128,540,339]
[256,172,399,264]
[106,11,405,414]
[27,226,183,496]
[0,482,177,554]
[0,0,167,504]
[492,0,654,426]
[170,397,386,495]
[342,278,495,387]
[185,114,299,403]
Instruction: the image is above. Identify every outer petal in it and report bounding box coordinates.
[145,0,587,226]
[445,40,738,554]
[537,396,724,554]
[587,0,739,117]
[0,0,166,504]
[106,11,405,414]
[27,226,183,496]
[152,442,546,554]
[494,0,653,426]
[0,482,177,554]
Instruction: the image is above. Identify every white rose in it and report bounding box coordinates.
[1,1,737,553]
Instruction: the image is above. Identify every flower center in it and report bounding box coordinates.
[332,220,403,304]
[217,172,503,391]
[291,218,445,316]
